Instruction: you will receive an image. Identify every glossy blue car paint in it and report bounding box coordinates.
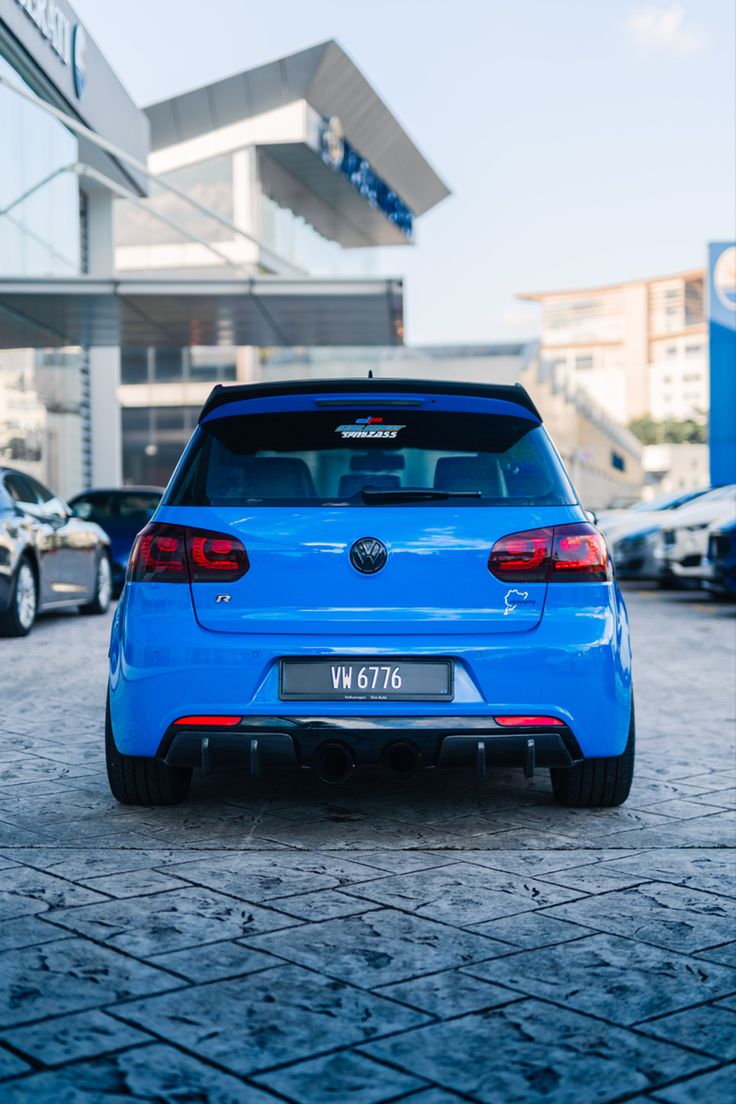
[108,382,633,778]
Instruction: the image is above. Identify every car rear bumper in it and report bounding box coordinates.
[108,581,632,763]
[159,714,583,773]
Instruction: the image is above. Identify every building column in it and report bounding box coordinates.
[84,185,122,487]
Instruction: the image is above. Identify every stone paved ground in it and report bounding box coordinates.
[0,588,734,1103]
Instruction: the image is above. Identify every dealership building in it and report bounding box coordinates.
[1,0,653,507]
[0,3,448,494]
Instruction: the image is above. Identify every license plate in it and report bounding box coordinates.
[279,658,453,701]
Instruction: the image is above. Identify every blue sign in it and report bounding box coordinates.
[708,242,736,487]
[72,24,87,99]
[320,118,414,239]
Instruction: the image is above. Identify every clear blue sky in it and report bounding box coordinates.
[74,0,735,345]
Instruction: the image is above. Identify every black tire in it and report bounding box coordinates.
[80,552,113,616]
[105,693,192,805]
[0,556,38,637]
[550,702,635,807]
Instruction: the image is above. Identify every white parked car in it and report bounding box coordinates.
[656,485,736,587]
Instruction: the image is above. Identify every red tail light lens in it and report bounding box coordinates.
[128,524,249,583]
[550,523,610,580]
[189,533,249,582]
[488,528,552,581]
[489,523,610,583]
[131,524,188,582]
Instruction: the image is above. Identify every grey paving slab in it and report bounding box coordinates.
[79,868,190,897]
[361,998,710,1103]
[637,1004,736,1060]
[325,850,454,875]
[463,933,736,1024]
[0,866,109,921]
[467,910,593,948]
[375,968,521,1017]
[339,861,583,925]
[162,851,384,902]
[3,846,218,880]
[0,1043,279,1102]
[147,939,280,983]
[266,888,383,921]
[0,1047,31,1081]
[254,1050,428,1103]
[242,909,502,986]
[1,1008,152,1066]
[697,942,736,967]
[540,881,736,953]
[652,1064,736,1103]
[0,939,179,1028]
[0,916,71,952]
[449,848,635,877]
[114,965,430,1077]
[642,797,732,820]
[602,848,736,898]
[399,1093,472,1104]
[46,885,299,957]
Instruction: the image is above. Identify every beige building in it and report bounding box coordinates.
[518,268,708,425]
[519,350,643,510]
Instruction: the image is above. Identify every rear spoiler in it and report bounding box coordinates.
[198,378,541,423]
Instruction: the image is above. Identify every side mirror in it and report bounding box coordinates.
[585,508,598,526]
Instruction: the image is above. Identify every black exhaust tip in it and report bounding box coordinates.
[314,743,355,784]
[382,741,422,782]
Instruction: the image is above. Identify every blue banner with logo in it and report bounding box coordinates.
[708,242,736,486]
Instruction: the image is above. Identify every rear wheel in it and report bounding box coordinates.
[0,557,38,637]
[105,693,191,805]
[550,702,635,807]
[80,553,112,615]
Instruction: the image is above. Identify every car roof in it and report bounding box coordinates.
[198,378,541,424]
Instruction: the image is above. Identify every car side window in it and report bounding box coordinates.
[25,477,55,504]
[3,473,41,506]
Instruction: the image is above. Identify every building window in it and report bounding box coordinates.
[611,452,626,472]
[575,355,594,370]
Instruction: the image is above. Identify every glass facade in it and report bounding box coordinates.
[0,47,83,498]
[260,191,376,276]
[122,404,200,487]
[0,54,80,276]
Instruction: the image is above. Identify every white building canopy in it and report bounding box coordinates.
[0,276,404,349]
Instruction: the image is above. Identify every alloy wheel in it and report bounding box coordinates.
[16,562,37,630]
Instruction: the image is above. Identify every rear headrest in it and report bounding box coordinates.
[208,456,316,500]
[434,456,502,498]
[338,473,401,498]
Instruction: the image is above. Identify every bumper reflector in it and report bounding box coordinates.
[174,715,242,727]
[494,715,564,727]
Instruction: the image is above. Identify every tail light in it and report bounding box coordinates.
[128,524,249,583]
[489,522,610,582]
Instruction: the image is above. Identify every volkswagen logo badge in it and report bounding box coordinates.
[350,537,387,574]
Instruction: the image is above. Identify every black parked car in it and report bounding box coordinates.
[0,468,112,637]
[68,487,163,594]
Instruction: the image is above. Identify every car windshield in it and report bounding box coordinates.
[167,409,576,507]
[74,492,160,525]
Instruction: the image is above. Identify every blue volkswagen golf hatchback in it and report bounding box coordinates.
[106,379,634,807]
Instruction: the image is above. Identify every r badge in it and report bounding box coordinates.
[215,594,231,603]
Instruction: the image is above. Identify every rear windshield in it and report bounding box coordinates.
[168,409,576,507]
[73,492,160,525]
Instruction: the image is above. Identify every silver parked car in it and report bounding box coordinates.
[0,468,112,637]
